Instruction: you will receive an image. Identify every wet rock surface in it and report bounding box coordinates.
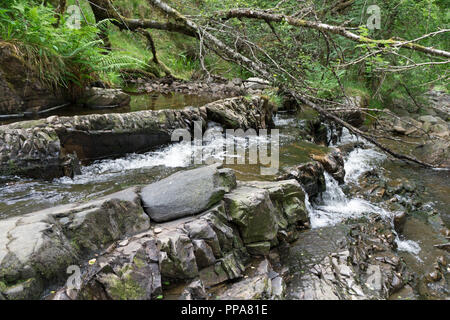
[0,163,309,300]
[281,216,410,300]
[280,161,326,198]
[79,87,131,109]
[216,258,284,300]
[1,89,448,301]
[224,186,279,245]
[340,148,450,299]
[312,148,345,183]
[76,235,162,300]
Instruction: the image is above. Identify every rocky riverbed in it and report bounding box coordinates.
[0,90,449,300]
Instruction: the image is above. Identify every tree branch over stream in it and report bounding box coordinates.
[212,9,450,59]
[146,0,447,169]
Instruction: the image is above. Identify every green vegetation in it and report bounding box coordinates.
[0,0,447,108]
[0,0,145,90]
[193,0,448,105]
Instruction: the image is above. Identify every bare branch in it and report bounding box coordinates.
[213,9,450,58]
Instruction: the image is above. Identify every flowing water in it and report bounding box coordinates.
[306,126,450,297]
[1,104,449,297]
[0,111,329,218]
[304,128,424,255]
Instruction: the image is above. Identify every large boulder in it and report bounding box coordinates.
[0,123,66,179]
[53,201,248,299]
[239,180,309,240]
[142,200,248,283]
[179,279,208,300]
[224,186,278,244]
[58,176,308,297]
[158,230,199,280]
[140,164,237,222]
[0,187,150,299]
[281,161,326,198]
[2,165,310,299]
[311,148,345,183]
[80,87,130,108]
[205,95,273,129]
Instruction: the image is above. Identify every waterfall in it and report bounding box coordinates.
[306,128,422,256]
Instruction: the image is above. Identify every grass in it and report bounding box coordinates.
[108,25,250,81]
[341,80,371,101]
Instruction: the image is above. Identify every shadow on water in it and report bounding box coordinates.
[0,92,222,126]
[128,91,220,111]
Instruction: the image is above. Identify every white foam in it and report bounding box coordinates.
[307,130,424,259]
[331,127,360,145]
[308,173,389,228]
[395,238,421,255]
[55,142,195,185]
[273,114,296,126]
[344,148,386,183]
[306,130,390,229]
[55,130,273,185]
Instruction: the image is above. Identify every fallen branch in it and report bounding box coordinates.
[147,0,444,169]
[213,9,450,58]
[292,92,440,168]
[148,0,271,78]
[88,0,197,37]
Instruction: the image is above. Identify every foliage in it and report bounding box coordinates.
[193,0,449,103]
[0,0,447,104]
[0,0,145,89]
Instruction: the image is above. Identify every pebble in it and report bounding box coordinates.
[154,227,162,234]
[427,271,441,282]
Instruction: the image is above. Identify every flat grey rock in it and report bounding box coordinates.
[0,187,150,299]
[140,164,236,222]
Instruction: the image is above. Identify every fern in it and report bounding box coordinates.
[0,0,146,89]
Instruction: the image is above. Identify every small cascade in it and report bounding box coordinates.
[307,171,389,228]
[307,127,422,256]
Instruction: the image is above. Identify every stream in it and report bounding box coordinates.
[0,98,449,299]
